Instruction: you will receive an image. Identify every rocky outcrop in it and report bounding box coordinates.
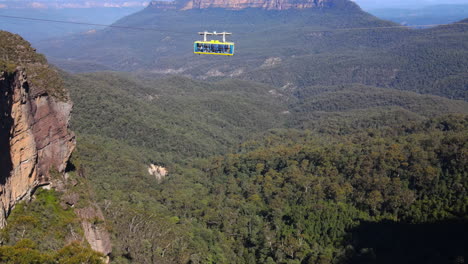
[75,206,112,263]
[148,164,168,182]
[0,31,75,228]
[149,0,357,10]
[1,31,112,259]
[0,67,75,228]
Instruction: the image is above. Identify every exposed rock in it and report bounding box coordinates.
[150,67,186,74]
[0,67,75,228]
[229,68,245,77]
[281,82,297,92]
[261,57,282,68]
[269,89,285,97]
[149,0,357,10]
[148,164,168,182]
[75,206,112,263]
[1,31,111,259]
[148,0,178,10]
[205,69,225,77]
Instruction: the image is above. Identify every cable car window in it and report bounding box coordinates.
[193,32,235,56]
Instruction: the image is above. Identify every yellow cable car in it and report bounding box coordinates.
[194,32,235,56]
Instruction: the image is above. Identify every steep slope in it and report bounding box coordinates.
[0,31,75,228]
[0,31,110,262]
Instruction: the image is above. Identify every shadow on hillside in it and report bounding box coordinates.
[344,219,468,264]
[0,78,13,185]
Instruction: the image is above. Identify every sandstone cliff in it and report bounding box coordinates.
[1,32,75,229]
[0,31,75,228]
[149,0,357,10]
[1,31,112,259]
[0,67,75,228]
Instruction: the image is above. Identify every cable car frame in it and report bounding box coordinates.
[194,31,235,56]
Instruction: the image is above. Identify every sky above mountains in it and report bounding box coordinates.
[353,0,468,9]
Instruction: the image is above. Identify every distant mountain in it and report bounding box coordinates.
[368,4,468,26]
[37,0,468,100]
[37,0,378,72]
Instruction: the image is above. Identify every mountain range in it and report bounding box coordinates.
[370,4,468,27]
[37,0,468,101]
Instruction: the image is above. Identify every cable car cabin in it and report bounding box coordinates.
[194,40,234,56]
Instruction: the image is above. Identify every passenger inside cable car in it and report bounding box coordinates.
[194,41,234,55]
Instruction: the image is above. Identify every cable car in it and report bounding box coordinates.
[194,31,235,56]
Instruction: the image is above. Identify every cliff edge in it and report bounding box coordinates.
[0,31,75,228]
[149,0,359,10]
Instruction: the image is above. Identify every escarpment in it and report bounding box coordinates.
[1,31,112,260]
[149,0,359,10]
[0,31,75,227]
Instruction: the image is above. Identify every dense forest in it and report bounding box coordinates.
[72,113,468,263]
[2,67,466,263]
[53,72,468,263]
[1,0,467,262]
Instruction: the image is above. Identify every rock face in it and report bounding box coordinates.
[149,0,354,10]
[148,164,168,182]
[0,68,75,228]
[0,31,75,228]
[75,206,112,262]
[1,31,111,259]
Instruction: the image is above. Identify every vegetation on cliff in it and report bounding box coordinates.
[0,30,104,262]
[0,190,104,263]
[0,239,103,264]
[0,31,67,100]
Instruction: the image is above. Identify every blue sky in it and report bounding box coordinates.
[353,0,468,9]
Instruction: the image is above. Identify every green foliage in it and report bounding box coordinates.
[63,72,287,163]
[72,109,468,263]
[3,5,467,262]
[63,66,468,263]
[0,31,47,64]
[1,189,82,252]
[54,242,104,264]
[0,239,104,264]
[0,30,68,100]
[0,239,53,264]
[64,71,467,165]
[0,188,104,263]
[0,60,17,74]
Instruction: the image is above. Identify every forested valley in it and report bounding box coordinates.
[0,0,467,263]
